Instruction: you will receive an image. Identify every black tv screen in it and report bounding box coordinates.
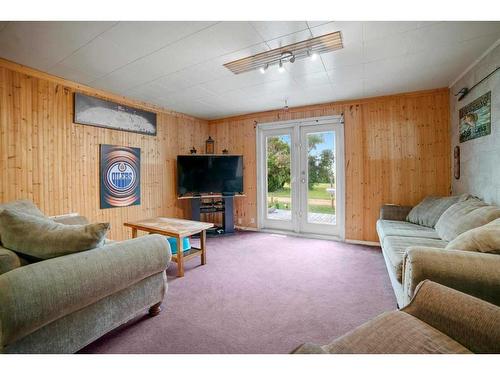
[177,155,244,196]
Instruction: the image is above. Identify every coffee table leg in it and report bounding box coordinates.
[200,230,207,265]
[176,235,185,277]
[131,228,137,238]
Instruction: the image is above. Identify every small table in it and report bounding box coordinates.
[124,217,214,277]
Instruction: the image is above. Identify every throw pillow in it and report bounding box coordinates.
[0,209,110,260]
[445,218,500,254]
[435,197,500,242]
[406,194,469,228]
[0,200,45,243]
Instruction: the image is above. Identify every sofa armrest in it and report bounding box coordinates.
[0,234,171,348]
[379,204,412,221]
[403,246,500,306]
[402,280,500,353]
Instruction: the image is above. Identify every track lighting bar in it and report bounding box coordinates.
[223,31,343,74]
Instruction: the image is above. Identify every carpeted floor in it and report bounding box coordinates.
[80,231,396,354]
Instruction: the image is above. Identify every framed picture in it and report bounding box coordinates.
[100,145,141,209]
[75,93,157,136]
[459,91,491,143]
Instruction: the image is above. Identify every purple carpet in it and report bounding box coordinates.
[80,231,396,354]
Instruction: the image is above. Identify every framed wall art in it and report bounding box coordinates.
[459,91,491,143]
[100,144,141,209]
[75,93,157,136]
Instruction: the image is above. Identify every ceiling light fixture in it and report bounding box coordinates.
[259,63,269,74]
[278,60,285,73]
[223,31,343,75]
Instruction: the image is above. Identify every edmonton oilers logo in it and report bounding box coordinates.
[106,162,136,192]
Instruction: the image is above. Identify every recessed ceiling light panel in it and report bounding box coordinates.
[223,31,343,75]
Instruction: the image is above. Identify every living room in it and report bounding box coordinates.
[1,1,499,373]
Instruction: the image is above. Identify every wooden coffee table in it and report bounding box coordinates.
[124,217,214,277]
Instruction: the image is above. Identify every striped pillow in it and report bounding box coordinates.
[435,198,500,241]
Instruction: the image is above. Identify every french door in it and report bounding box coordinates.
[257,116,344,238]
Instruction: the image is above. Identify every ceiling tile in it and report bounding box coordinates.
[47,62,98,85]
[251,21,309,41]
[362,21,419,41]
[363,33,412,62]
[101,21,217,57]
[0,21,116,70]
[310,21,363,44]
[320,42,363,69]
[326,64,363,84]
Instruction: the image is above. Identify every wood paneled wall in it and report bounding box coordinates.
[208,89,451,242]
[0,60,208,241]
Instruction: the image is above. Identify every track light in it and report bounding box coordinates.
[259,64,269,74]
[224,31,343,74]
[278,60,285,73]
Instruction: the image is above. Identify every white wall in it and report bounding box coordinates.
[450,41,500,205]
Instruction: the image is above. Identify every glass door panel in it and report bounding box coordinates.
[266,134,292,222]
[299,123,343,236]
[305,131,336,225]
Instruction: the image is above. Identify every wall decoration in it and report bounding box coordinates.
[75,93,157,136]
[454,146,460,180]
[459,91,491,143]
[206,136,215,154]
[190,146,197,154]
[100,145,141,209]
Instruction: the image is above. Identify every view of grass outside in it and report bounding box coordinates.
[267,131,335,219]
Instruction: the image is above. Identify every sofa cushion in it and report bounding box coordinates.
[445,218,500,255]
[435,198,500,242]
[0,200,45,244]
[406,195,467,228]
[321,311,471,354]
[382,236,448,282]
[0,209,110,260]
[376,220,441,241]
[0,247,22,275]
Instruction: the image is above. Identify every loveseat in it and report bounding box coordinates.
[377,195,500,307]
[0,200,171,353]
[293,280,500,354]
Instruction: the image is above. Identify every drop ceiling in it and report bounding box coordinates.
[0,21,499,119]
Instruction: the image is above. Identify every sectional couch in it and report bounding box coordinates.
[377,195,500,307]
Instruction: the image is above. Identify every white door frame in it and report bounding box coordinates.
[256,115,345,240]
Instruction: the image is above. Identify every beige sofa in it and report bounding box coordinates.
[376,197,500,307]
[293,280,500,354]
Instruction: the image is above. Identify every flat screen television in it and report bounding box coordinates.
[177,155,244,196]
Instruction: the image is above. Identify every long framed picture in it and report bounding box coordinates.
[75,93,157,136]
[100,145,141,209]
[459,91,491,143]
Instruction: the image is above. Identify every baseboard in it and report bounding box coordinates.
[235,226,259,232]
[345,239,380,247]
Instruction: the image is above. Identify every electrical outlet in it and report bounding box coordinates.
[250,218,255,224]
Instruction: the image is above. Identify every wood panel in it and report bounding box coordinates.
[0,60,208,241]
[208,89,451,242]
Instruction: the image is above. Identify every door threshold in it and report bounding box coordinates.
[258,228,343,242]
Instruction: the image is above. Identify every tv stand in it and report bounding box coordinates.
[191,195,234,234]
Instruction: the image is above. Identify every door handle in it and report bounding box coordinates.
[301,178,306,183]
